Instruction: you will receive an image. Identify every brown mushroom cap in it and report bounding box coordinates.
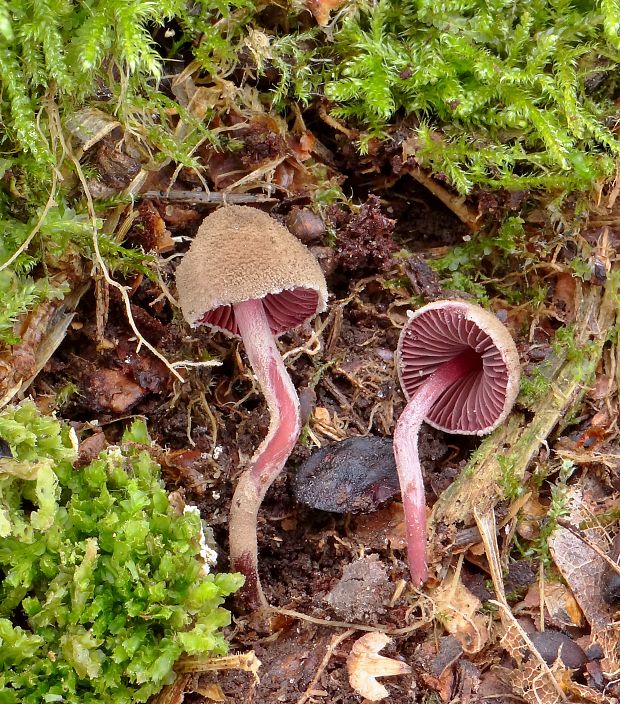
[175,205,328,336]
[397,300,520,435]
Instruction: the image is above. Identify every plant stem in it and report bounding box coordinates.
[394,351,479,586]
[229,298,301,611]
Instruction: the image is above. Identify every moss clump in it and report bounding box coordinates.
[525,459,575,564]
[498,453,524,501]
[0,0,254,159]
[321,0,620,192]
[0,1,247,347]
[199,1,620,193]
[519,366,552,408]
[427,216,530,302]
[0,403,242,704]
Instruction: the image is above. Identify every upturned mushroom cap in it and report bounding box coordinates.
[397,300,520,435]
[175,205,328,336]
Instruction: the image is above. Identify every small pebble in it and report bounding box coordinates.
[528,631,588,670]
[286,208,325,244]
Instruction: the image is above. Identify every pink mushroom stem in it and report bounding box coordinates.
[229,298,301,611]
[393,349,480,587]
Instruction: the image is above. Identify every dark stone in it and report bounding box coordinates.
[294,436,399,514]
[528,631,588,670]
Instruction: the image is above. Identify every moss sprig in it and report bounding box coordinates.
[319,0,620,191]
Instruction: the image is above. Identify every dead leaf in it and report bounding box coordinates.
[498,619,571,704]
[135,201,175,253]
[432,571,489,654]
[89,368,146,413]
[514,581,543,613]
[505,657,571,704]
[306,0,349,26]
[161,449,207,495]
[544,582,585,629]
[545,485,620,678]
[548,488,614,632]
[353,503,407,551]
[289,131,316,161]
[589,374,615,402]
[419,669,454,703]
[195,683,227,701]
[566,680,613,703]
[478,668,515,701]
[161,204,202,228]
[551,272,577,322]
[346,632,411,702]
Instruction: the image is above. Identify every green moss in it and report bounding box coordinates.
[0,203,158,347]
[298,424,313,448]
[569,256,595,282]
[53,382,80,410]
[0,271,67,345]
[321,0,620,192]
[519,365,552,407]
[0,403,242,704]
[498,453,524,501]
[3,0,620,349]
[427,216,529,302]
[0,1,239,347]
[176,1,620,195]
[524,458,575,564]
[553,325,599,367]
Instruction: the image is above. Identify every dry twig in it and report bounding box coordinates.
[268,603,434,636]
[296,629,355,704]
[175,652,261,682]
[141,190,276,204]
[404,164,480,231]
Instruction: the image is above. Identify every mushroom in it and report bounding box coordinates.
[394,300,520,586]
[175,205,327,611]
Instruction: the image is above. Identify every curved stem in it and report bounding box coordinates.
[229,298,301,611]
[394,352,479,586]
